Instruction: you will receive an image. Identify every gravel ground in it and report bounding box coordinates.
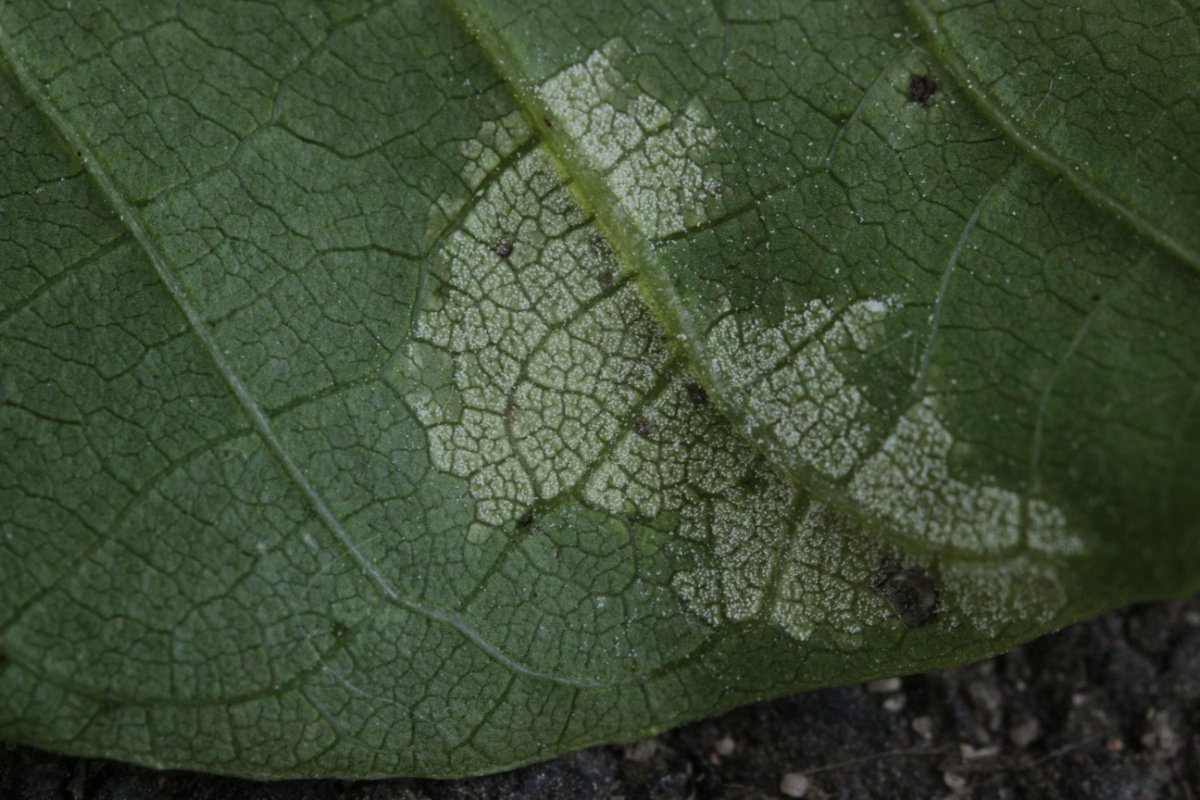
[5,595,1200,799]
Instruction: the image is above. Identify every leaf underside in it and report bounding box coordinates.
[0,0,1197,779]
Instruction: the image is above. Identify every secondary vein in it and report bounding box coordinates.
[902,0,1200,277]
[0,16,616,691]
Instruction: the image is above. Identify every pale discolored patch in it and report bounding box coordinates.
[390,141,1068,644]
[706,297,1084,558]
[537,39,723,238]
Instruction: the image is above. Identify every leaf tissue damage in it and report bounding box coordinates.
[1,0,1199,781]
[906,73,938,106]
[871,559,941,628]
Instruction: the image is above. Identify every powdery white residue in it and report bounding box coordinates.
[707,297,896,480]
[582,375,755,520]
[669,463,797,627]
[513,286,668,498]
[707,296,1085,557]
[849,400,1085,555]
[671,494,897,642]
[402,149,630,524]
[536,39,721,238]
[586,376,892,641]
[769,502,894,641]
[941,558,1067,636]
[395,140,1075,644]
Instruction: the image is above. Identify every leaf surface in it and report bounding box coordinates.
[458,0,1200,581]
[0,0,1196,779]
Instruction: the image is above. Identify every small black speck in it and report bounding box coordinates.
[516,509,536,529]
[907,74,939,107]
[686,382,708,406]
[596,269,615,287]
[332,622,349,640]
[736,467,767,494]
[871,558,941,628]
[0,364,6,405]
[1091,293,1102,302]
[491,238,514,258]
[543,117,554,129]
[633,417,653,439]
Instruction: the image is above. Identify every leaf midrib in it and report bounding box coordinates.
[442,0,1200,563]
[0,15,618,692]
[4,0,1183,701]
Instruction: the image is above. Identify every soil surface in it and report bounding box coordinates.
[4,596,1200,799]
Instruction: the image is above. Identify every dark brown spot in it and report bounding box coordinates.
[704,178,724,197]
[516,509,536,529]
[633,417,653,439]
[736,467,767,494]
[686,382,708,407]
[596,269,615,287]
[907,74,939,107]
[543,116,554,129]
[589,234,614,258]
[505,401,521,424]
[491,238,514,258]
[870,559,941,627]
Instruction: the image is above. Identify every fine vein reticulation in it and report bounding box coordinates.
[1,0,1198,780]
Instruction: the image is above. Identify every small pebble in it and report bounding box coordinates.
[867,677,902,694]
[943,771,967,792]
[779,771,810,798]
[960,743,1000,760]
[911,715,934,739]
[623,739,658,762]
[1008,717,1041,748]
[882,693,906,713]
[967,679,1001,713]
[714,735,736,757]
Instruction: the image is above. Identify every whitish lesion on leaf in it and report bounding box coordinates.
[849,399,1082,556]
[706,300,1085,559]
[707,297,899,481]
[425,110,532,245]
[386,144,895,639]
[395,149,662,526]
[384,140,1064,643]
[536,38,724,239]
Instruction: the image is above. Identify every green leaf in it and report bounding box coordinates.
[455,1,1200,583]
[0,0,1195,780]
